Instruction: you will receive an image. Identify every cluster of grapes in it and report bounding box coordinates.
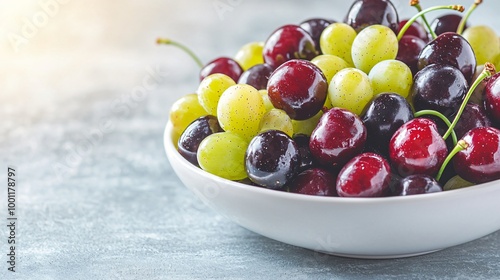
[165,0,500,198]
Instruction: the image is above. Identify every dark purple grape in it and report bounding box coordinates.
[200,57,243,82]
[395,174,443,196]
[245,130,301,190]
[430,14,467,36]
[178,116,222,166]
[289,168,337,196]
[452,103,493,139]
[361,93,414,157]
[411,64,468,118]
[345,0,399,33]
[293,134,316,171]
[300,18,335,54]
[397,35,426,75]
[237,63,274,90]
[418,32,476,84]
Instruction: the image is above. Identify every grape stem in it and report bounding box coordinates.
[436,140,469,182]
[410,0,437,40]
[398,5,465,41]
[157,38,204,68]
[443,63,496,140]
[456,0,483,35]
[414,110,458,146]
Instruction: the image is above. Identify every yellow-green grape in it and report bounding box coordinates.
[234,42,264,71]
[170,93,208,139]
[443,175,474,191]
[311,54,350,83]
[292,110,323,136]
[351,25,398,73]
[320,23,356,67]
[259,89,275,112]
[197,73,235,116]
[217,84,267,140]
[463,25,500,65]
[494,52,500,73]
[197,132,248,180]
[368,60,413,98]
[259,108,293,137]
[329,68,374,115]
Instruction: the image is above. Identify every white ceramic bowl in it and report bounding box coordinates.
[164,121,500,259]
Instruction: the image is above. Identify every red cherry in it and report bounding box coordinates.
[289,168,338,196]
[200,57,243,82]
[484,72,500,125]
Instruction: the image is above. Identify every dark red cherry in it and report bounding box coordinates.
[309,108,367,169]
[484,72,500,125]
[397,19,429,42]
[396,35,426,75]
[430,14,467,36]
[389,118,448,177]
[411,64,468,118]
[452,103,493,139]
[293,134,316,172]
[200,57,243,82]
[178,115,222,166]
[395,174,443,196]
[336,153,391,197]
[237,63,274,90]
[418,32,476,84]
[289,168,337,196]
[453,127,500,184]
[245,130,301,190]
[267,59,327,120]
[263,25,317,69]
[345,0,399,33]
[300,18,335,54]
[361,93,414,157]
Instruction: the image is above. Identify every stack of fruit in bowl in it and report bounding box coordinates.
[164,0,500,198]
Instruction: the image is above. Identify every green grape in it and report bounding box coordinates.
[259,108,293,137]
[217,84,267,140]
[463,25,500,65]
[197,73,235,116]
[368,60,413,98]
[329,68,374,115]
[311,54,350,83]
[320,23,356,67]
[292,110,323,136]
[351,25,398,73]
[443,175,475,191]
[197,132,248,180]
[259,89,275,112]
[234,42,264,71]
[170,93,208,139]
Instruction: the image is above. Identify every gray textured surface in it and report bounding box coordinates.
[2,0,500,279]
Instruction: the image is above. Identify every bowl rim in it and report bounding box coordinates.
[164,120,500,204]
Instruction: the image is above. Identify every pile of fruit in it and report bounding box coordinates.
[164,0,500,197]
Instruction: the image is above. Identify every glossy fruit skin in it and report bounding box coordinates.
[336,153,391,197]
[411,64,468,118]
[361,93,414,157]
[267,59,328,120]
[484,72,500,125]
[293,134,316,172]
[263,25,317,69]
[430,14,467,36]
[397,19,429,42]
[289,168,337,196]
[237,63,274,90]
[453,127,500,184]
[300,18,335,54]
[309,108,367,169]
[345,0,399,33]
[200,57,243,82]
[178,115,222,166]
[396,35,426,75]
[394,174,442,196]
[245,130,301,190]
[417,32,476,84]
[453,103,492,139]
[389,118,448,177]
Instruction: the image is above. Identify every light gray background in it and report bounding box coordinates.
[1,0,500,279]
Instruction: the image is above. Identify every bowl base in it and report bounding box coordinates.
[319,249,442,259]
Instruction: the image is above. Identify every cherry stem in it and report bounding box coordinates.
[443,63,496,140]
[457,0,483,34]
[436,140,469,182]
[410,0,437,40]
[414,110,458,146]
[157,38,204,69]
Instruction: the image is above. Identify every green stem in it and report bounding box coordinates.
[436,140,468,182]
[157,38,204,68]
[457,0,483,35]
[399,4,464,41]
[411,1,437,40]
[443,63,495,140]
[414,110,458,146]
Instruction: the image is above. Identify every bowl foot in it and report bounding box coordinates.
[318,249,442,259]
